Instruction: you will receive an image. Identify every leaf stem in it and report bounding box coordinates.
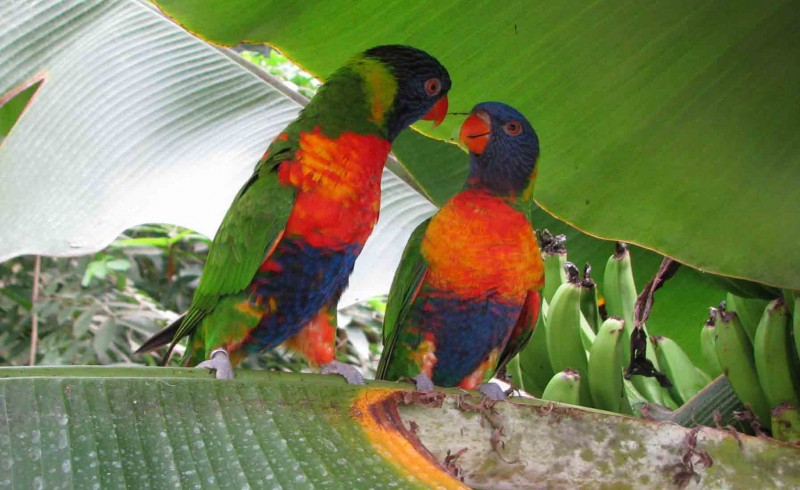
[29,255,41,366]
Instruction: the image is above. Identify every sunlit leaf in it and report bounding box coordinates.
[156,0,800,289]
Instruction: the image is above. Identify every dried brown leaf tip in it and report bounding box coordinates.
[670,427,712,488]
[443,448,468,481]
[537,229,567,255]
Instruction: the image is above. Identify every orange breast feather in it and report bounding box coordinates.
[421,189,543,301]
[278,129,391,249]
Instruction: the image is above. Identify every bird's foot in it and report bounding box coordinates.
[412,373,435,392]
[478,382,506,401]
[321,360,364,385]
[196,349,235,380]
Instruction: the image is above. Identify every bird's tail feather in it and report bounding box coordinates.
[133,314,185,366]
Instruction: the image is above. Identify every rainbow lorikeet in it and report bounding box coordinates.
[376,102,543,399]
[136,45,451,381]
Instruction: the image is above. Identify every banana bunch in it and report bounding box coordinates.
[516,233,712,414]
[703,294,800,441]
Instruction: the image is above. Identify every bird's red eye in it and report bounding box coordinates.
[504,121,522,136]
[424,78,441,96]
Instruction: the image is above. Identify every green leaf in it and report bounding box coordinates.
[72,308,96,337]
[105,258,131,272]
[155,0,800,289]
[92,317,116,357]
[1,366,798,489]
[0,80,41,139]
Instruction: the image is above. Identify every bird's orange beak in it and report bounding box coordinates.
[422,96,448,127]
[459,110,491,155]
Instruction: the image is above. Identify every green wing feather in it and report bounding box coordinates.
[166,145,297,354]
[375,219,431,380]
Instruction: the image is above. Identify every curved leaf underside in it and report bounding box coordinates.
[155,0,800,289]
[0,367,797,489]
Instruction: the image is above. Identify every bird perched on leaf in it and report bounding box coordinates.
[135,45,451,381]
[376,102,543,399]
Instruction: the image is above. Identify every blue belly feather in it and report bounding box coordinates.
[405,291,521,386]
[246,238,360,352]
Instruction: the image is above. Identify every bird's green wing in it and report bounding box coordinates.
[169,146,296,346]
[375,219,431,380]
[495,289,542,374]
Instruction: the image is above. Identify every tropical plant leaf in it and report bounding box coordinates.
[1,367,798,489]
[155,0,800,289]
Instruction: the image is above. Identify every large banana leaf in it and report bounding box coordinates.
[1,367,797,489]
[155,0,800,290]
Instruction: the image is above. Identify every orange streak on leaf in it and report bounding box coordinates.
[350,389,468,489]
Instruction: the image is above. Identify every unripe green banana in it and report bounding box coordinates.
[546,263,592,406]
[546,265,588,374]
[794,297,800,372]
[603,243,665,404]
[783,289,796,315]
[603,242,636,365]
[651,335,711,406]
[580,263,602,333]
[753,298,800,409]
[579,313,596,352]
[631,350,666,406]
[715,307,771,428]
[538,230,567,304]
[505,355,524,390]
[700,308,723,378]
[518,311,552,397]
[726,293,768,344]
[541,369,582,405]
[588,317,632,414]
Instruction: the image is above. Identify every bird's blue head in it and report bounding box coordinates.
[458,102,539,198]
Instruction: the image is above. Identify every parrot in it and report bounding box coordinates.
[375,101,543,399]
[135,45,451,382]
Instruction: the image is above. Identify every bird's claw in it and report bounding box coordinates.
[478,382,506,401]
[196,349,235,380]
[321,360,364,385]
[412,373,435,392]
